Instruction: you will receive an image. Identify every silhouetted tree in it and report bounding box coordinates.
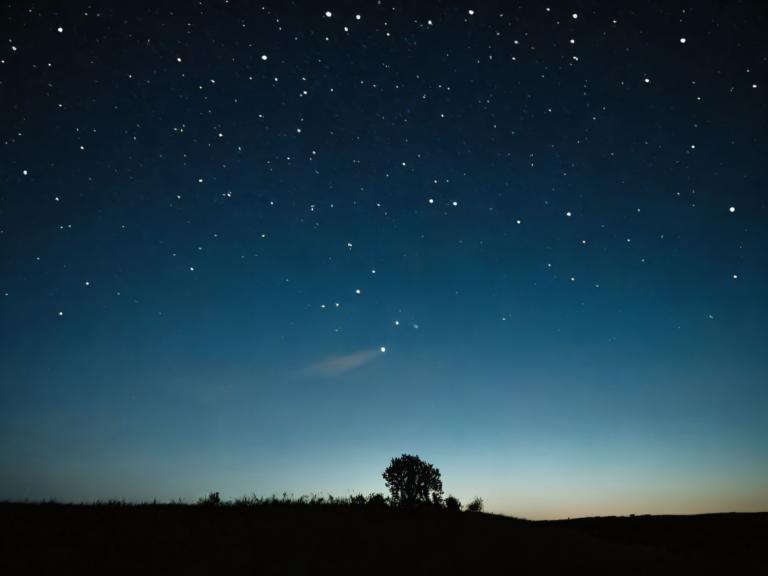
[444,495,462,512]
[382,454,443,507]
[466,497,483,513]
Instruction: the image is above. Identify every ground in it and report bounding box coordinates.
[2,503,765,574]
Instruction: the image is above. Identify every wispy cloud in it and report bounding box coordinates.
[301,349,382,377]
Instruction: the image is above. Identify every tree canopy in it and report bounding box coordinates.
[382,454,443,507]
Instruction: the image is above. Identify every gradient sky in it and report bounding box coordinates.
[1,1,767,519]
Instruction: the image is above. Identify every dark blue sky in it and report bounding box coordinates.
[1,1,767,518]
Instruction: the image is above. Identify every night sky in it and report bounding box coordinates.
[1,1,767,519]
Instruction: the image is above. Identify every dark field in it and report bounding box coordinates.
[2,503,766,575]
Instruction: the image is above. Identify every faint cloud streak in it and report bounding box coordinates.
[301,349,381,377]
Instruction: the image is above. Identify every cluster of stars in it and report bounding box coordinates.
[1,3,757,364]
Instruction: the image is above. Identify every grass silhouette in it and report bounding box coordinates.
[1,497,766,575]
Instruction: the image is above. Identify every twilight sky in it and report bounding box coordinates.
[1,1,767,519]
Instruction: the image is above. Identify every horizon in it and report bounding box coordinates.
[3,494,767,523]
[1,1,767,521]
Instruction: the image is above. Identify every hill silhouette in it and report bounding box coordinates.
[2,500,765,575]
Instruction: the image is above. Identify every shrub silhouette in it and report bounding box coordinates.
[350,494,367,506]
[198,492,221,506]
[445,495,462,512]
[466,497,484,513]
[382,454,443,507]
[366,493,388,508]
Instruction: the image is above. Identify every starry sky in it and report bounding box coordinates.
[1,1,767,519]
